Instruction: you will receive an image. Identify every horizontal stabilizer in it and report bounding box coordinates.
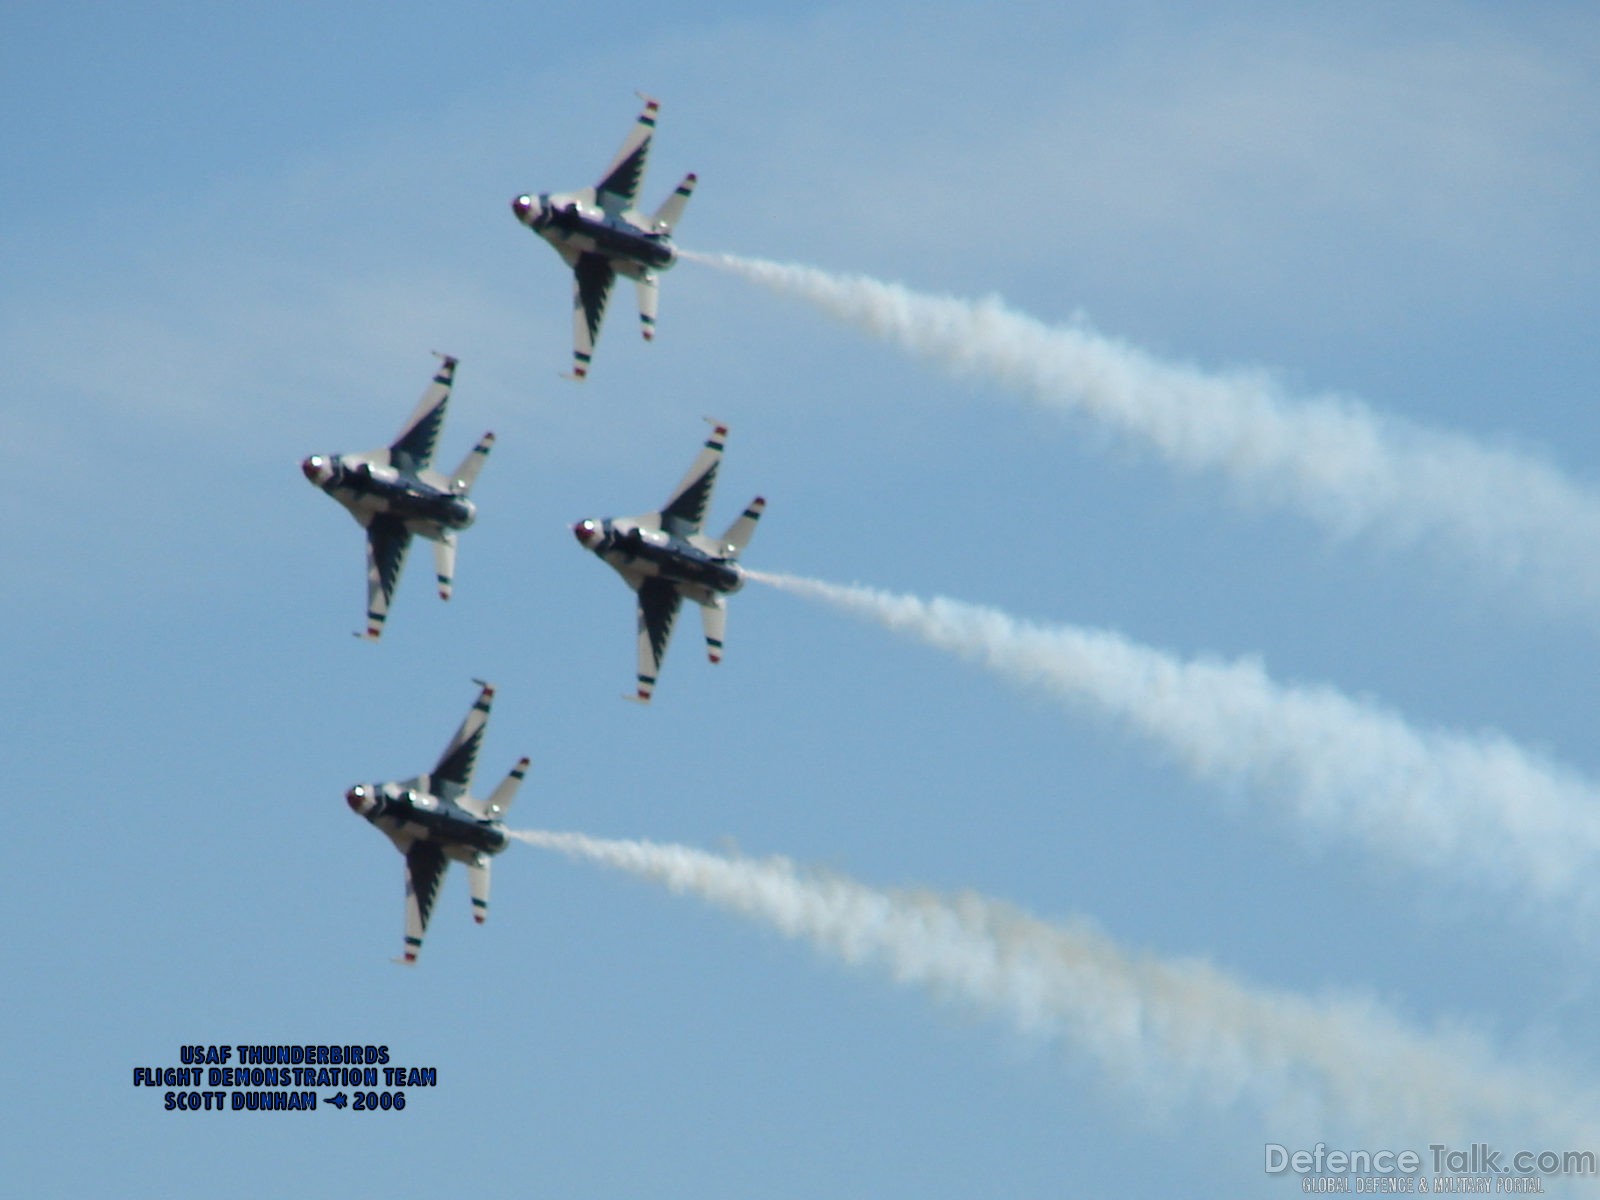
[700,598,727,664]
[715,496,765,558]
[650,172,697,234]
[636,273,659,342]
[467,856,491,926]
[448,432,495,494]
[433,533,457,601]
[484,757,530,820]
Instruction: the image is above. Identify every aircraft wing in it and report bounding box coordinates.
[595,96,659,215]
[385,355,456,474]
[570,252,616,380]
[401,841,449,964]
[634,577,682,702]
[429,681,494,806]
[659,420,727,539]
[362,514,412,639]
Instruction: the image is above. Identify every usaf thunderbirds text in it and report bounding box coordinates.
[132,1045,437,1112]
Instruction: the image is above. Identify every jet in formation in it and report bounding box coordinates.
[511,95,696,379]
[301,354,493,639]
[345,680,529,964]
[574,419,764,702]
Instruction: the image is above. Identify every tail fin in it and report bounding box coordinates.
[650,172,697,233]
[715,496,765,558]
[484,757,530,820]
[448,432,495,494]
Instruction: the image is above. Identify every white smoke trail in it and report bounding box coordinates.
[515,829,1599,1148]
[751,571,1600,924]
[690,251,1600,616]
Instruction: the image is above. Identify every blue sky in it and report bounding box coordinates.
[6,2,1600,1196]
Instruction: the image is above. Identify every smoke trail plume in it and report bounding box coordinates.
[752,571,1600,924]
[690,251,1600,616]
[516,829,1598,1146]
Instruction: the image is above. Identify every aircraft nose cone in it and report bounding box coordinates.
[512,195,531,222]
[302,455,333,486]
[345,785,373,815]
[573,519,602,549]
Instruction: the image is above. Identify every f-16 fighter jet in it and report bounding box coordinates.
[301,354,493,639]
[510,94,696,379]
[574,419,764,702]
[345,680,529,964]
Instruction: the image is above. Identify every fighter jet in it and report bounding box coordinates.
[510,94,696,379]
[574,419,765,702]
[344,680,529,964]
[301,354,493,639]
